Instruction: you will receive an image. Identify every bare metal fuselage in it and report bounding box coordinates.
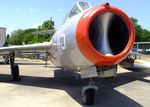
[50,11,92,70]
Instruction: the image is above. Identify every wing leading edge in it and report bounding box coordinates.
[0,42,51,52]
[120,51,150,72]
[32,29,55,35]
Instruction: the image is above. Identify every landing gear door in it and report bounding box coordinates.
[60,33,66,50]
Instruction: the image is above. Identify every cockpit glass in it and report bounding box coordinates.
[69,4,81,18]
[79,2,90,10]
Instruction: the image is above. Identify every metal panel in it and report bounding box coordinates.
[0,27,6,47]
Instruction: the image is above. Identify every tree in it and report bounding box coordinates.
[10,29,25,45]
[141,29,150,41]
[38,18,54,31]
[36,19,54,43]
[9,19,54,45]
[23,29,36,44]
[131,17,150,42]
[9,29,36,45]
[131,17,143,42]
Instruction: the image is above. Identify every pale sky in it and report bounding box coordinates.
[0,0,150,34]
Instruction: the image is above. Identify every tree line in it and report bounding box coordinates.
[131,18,150,42]
[8,17,150,45]
[8,19,54,45]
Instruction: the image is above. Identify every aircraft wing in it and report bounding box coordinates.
[120,51,150,73]
[0,42,51,52]
[32,29,55,35]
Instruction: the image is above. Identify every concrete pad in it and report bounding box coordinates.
[0,60,150,107]
[115,81,150,107]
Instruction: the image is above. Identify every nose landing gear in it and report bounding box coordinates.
[82,78,98,105]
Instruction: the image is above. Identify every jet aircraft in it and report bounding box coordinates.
[0,1,149,105]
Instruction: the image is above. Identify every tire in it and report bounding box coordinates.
[6,59,10,64]
[82,89,95,105]
[12,64,20,81]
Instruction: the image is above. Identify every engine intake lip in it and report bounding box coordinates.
[76,4,135,66]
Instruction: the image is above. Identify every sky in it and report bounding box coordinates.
[0,0,150,34]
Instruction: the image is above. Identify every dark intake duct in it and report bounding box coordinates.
[89,12,130,56]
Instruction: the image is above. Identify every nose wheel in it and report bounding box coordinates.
[82,78,98,105]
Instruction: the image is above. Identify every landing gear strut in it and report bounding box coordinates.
[10,52,20,81]
[82,78,98,105]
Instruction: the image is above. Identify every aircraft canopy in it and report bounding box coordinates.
[69,2,91,18]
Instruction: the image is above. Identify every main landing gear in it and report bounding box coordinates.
[10,52,20,82]
[82,78,98,105]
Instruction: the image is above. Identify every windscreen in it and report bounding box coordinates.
[79,2,90,10]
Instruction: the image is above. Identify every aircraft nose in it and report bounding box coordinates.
[76,3,135,66]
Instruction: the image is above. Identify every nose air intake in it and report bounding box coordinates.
[89,12,130,55]
[76,3,135,66]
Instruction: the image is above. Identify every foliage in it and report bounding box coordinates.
[9,19,54,45]
[38,18,54,31]
[131,17,150,42]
